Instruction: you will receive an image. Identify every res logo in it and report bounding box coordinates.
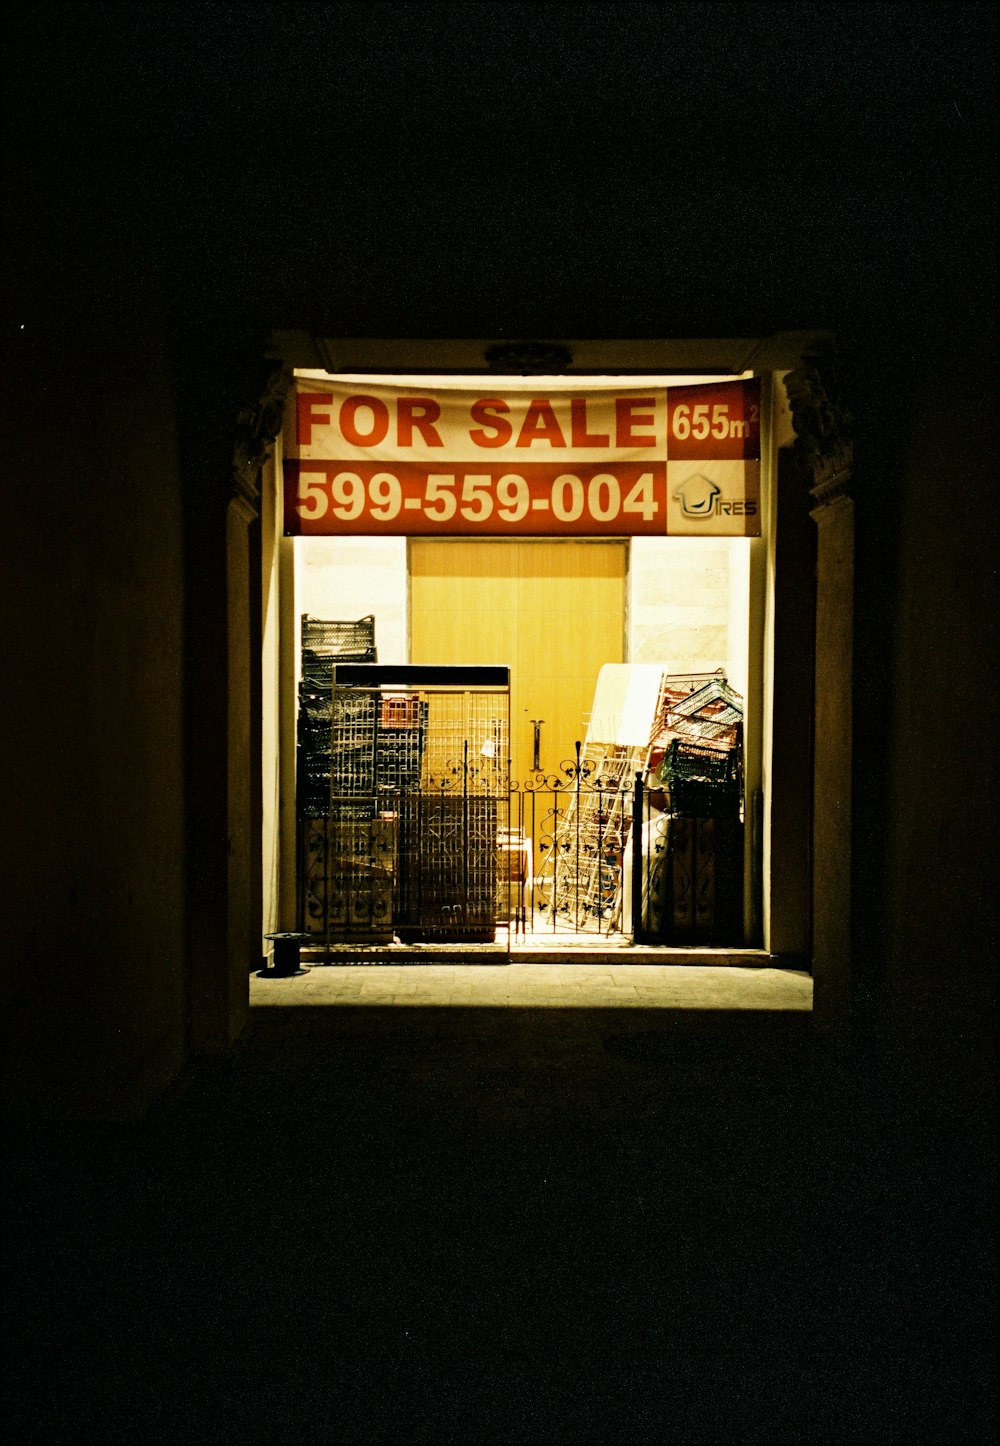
[672,474,757,519]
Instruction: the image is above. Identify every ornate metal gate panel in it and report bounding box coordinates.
[507,744,648,936]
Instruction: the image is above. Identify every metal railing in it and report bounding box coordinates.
[504,742,647,937]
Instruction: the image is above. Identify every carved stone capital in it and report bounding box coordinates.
[783,348,854,509]
[231,360,294,519]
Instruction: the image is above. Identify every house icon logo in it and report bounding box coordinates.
[672,473,721,518]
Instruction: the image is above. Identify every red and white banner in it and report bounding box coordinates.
[283,378,760,537]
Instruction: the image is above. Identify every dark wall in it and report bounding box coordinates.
[10,3,990,341]
[842,117,998,1092]
[3,3,996,1115]
[880,300,999,1088]
[1,165,187,1118]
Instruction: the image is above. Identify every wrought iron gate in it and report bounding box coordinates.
[503,734,746,943]
[504,744,645,936]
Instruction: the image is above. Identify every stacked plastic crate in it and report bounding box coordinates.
[296,616,378,940]
[643,674,745,944]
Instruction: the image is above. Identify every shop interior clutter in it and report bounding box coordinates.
[297,616,745,949]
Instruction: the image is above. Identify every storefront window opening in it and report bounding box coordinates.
[265,371,767,954]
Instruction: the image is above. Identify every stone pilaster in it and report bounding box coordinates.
[182,343,294,1055]
[783,350,856,1042]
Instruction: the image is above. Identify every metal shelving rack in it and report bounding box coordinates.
[303,664,510,951]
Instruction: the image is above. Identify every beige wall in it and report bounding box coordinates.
[287,535,752,752]
[293,534,748,688]
[627,537,750,695]
[294,537,408,665]
[628,538,728,670]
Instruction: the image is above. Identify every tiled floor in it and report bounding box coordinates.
[252,961,812,1009]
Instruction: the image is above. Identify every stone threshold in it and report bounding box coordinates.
[300,943,779,968]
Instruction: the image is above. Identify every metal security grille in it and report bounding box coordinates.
[395,683,507,942]
[298,664,509,949]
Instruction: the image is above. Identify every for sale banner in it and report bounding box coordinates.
[283,378,760,537]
